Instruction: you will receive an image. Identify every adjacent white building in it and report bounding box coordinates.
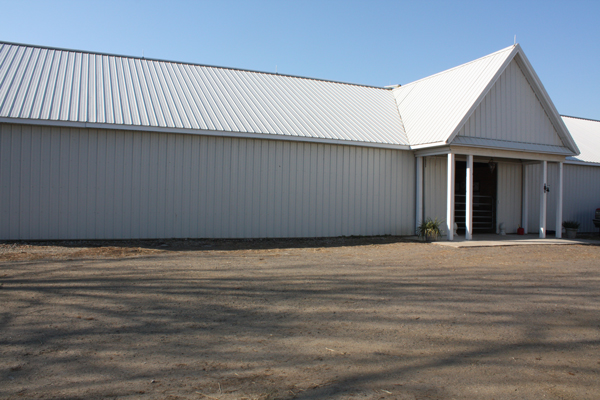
[0,41,597,240]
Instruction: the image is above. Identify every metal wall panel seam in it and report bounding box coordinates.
[9,126,21,237]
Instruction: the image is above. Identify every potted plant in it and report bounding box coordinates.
[417,218,443,242]
[562,220,580,239]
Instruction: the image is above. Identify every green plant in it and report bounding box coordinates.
[417,217,443,241]
[562,220,580,229]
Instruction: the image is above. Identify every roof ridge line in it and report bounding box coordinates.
[397,45,515,88]
[0,40,388,90]
[561,114,600,123]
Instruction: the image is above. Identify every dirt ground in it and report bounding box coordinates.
[1,237,599,400]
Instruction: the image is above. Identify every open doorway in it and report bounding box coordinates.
[455,161,497,234]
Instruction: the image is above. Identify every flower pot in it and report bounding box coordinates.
[565,228,577,239]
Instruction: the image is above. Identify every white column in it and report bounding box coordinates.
[447,153,455,241]
[555,162,563,238]
[465,154,473,240]
[416,156,424,234]
[522,164,528,233]
[539,160,547,238]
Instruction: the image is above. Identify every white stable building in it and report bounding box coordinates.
[0,41,598,240]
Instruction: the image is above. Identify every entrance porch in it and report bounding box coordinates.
[415,149,567,241]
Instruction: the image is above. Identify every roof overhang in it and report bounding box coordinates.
[0,117,412,150]
[415,144,568,162]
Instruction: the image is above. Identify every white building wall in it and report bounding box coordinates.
[525,162,600,233]
[496,162,522,234]
[526,162,557,233]
[563,164,600,232]
[457,60,564,147]
[0,123,416,240]
[423,156,447,230]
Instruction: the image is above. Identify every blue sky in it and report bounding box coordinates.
[2,0,599,120]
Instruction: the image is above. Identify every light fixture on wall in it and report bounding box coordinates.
[488,158,496,173]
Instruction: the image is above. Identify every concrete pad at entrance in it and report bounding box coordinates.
[432,234,599,248]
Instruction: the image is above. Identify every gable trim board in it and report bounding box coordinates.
[1,41,598,240]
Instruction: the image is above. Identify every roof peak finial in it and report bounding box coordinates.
[514,35,516,46]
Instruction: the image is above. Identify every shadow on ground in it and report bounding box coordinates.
[1,243,599,399]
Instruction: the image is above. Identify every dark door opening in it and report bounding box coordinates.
[455,161,497,234]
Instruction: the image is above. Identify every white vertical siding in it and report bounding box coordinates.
[526,162,556,233]
[0,123,415,240]
[525,162,600,233]
[496,162,522,233]
[457,60,564,147]
[423,156,447,229]
[563,164,600,232]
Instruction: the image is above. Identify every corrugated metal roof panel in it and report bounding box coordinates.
[562,116,600,164]
[393,46,515,146]
[0,42,408,146]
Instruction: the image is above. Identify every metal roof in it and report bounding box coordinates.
[392,46,516,146]
[562,116,600,165]
[0,42,409,147]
